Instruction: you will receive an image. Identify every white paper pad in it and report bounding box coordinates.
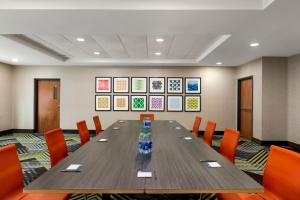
[169,120,174,123]
[184,137,192,140]
[119,120,125,123]
[98,139,108,142]
[112,127,120,130]
[207,162,221,168]
[175,126,181,130]
[66,164,82,170]
[137,171,152,178]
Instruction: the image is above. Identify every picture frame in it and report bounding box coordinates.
[131,77,147,93]
[95,77,112,93]
[113,95,129,111]
[149,77,165,93]
[149,95,165,112]
[95,95,111,111]
[167,95,183,112]
[185,77,201,94]
[131,95,147,111]
[185,95,201,112]
[167,77,183,94]
[113,77,129,93]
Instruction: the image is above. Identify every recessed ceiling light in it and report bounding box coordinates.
[156,38,164,43]
[216,62,222,65]
[76,37,85,42]
[250,42,260,47]
[155,52,162,56]
[94,51,100,55]
[12,58,19,62]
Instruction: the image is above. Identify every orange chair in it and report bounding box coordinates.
[45,128,68,168]
[140,114,155,121]
[219,128,240,164]
[192,116,202,137]
[0,144,69,200]
[76,120,90,145]
[93,115,103,135]
[217,145,300,200]
[203,120,216,147]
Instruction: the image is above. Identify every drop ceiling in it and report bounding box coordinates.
[0,0,300,67]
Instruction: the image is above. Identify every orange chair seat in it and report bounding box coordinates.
[217,193,263,200]
[21,193,69,200]
[2,188,25,200]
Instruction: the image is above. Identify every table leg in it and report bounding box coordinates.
[102,194,111,200]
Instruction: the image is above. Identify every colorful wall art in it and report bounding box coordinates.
[167,77,183,94]
[185,77,201,94]
[131,77,147,93]
[113,95,129,111]
[149,95,165,112]
[95,95,111,111]
[167,95,183,112]
[185,96,201,112]
[113,77,129,93]
[95,77,112,93]
[149,77,165,93]
[131,95,147,111]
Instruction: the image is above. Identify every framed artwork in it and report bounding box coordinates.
[149,95,165,112]
[185,77,201,94]
[167,77,183,94]
[131,77,147,93]
[185,96,201,112]
[167,95,183,112]
[95,77,112,93]
[131,95,147,111]
[149,77,165,93]
[95,95,111,111]
[113,77,129,93]
[113,95,129,111]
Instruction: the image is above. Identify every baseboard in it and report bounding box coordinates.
[198,130,224,135]
[63,129,96,135]
[288,141,300,152]
[0,129,13,136]
[12,129,35,133]
[252,137,300,152]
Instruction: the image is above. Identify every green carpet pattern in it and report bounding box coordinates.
[0,133,269,200]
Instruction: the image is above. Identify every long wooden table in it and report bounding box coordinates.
[25,120,263,194]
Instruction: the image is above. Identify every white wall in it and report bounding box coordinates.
[287,54,300,144]
[12,66,237,131]
[0,63,13,131]
[236,58,263,140]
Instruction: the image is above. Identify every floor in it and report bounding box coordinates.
[0,133,270,200]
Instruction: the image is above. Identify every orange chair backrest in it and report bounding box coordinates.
[203,120,216,147]
[263,145,300,199]
[219,128,240,164]
[140,114,155,121]
[192,116,202,137]
[45,128,68,167]
[0,144,24,199]
[93,115,103,135]
[76,120,90,145]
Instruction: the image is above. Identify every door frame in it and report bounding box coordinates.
[34,78,61,133]
[237,76,253,139]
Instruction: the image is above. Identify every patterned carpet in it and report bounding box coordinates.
[0,133,270,200]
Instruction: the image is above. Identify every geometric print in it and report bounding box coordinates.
[98,97,109,108]
[116,98,126,108]
[186,97,199,109]
[169,80,181,91]
[115,80,127,91]
[113,96,129,111]
[133,98,145,109]
[149,96,164,111]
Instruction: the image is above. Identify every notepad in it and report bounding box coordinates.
[98,138,108,142]
[119,120,125,123]
[137,171,152,178]
[184,137,192,140]
[169,120,174,123]
[207,162,221,168]
[175,126,181,130]
[61,164,82,172]
[112,127,120,130]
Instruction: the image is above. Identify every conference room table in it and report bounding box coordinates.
[25,120,263,196]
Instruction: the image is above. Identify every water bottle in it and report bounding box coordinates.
[143,117,151,128]
[138,129,146,154]
[138,128,152,154]
[144,129,152,154]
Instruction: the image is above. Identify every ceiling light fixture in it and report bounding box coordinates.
[156,38,164,43]
[94,51,100,55]
[155,52,161,56]
[76,37,85,42]
[12,58,19,62]
[216,62,222,65]
[250,42,260,47]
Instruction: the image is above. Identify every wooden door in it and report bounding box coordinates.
[238,78,253,140]
[37,80,60,133]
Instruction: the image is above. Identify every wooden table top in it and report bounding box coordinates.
[25,120,263,194]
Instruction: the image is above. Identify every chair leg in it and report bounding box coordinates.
[102,194,111,200]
